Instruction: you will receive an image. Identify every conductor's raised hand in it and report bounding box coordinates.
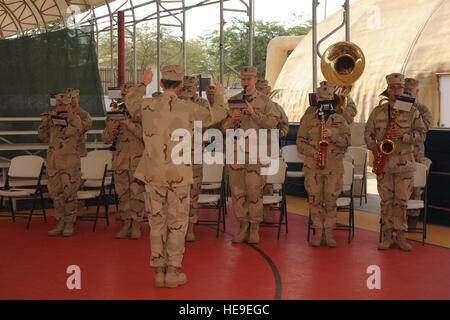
[142,68,153,86]
[214,83,225,95]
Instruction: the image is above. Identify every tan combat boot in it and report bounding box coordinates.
[130,220,141,240]
[247,222,260,244]
[63,216,76,237]
[165,266,187,288]
[324,228,337,248]
[232,221,249,243]
[48,219,65,237]
[378,229,394,250]
[185,223,195,242]
[311,228,323,247]
[116,219,131,239]
[396,230,412,251]
[154,267,166,288]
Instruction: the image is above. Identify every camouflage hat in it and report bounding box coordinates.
[121,82,136,95]
[161,65,185,81]
[405,78,419,90]
[178,87,195,99]
[317,81,336,100]
[152,91,162,98]
[183,76,198,87]
[65,88,80,98]
[239,66,257,78]
[386,73,405,86]
[206,85,215,95]
[56,93,72,105]
[255,79,270,89]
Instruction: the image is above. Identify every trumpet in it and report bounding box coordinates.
[317,112,329,170]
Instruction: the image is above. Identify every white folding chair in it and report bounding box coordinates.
[347,146,368,206]
[0,155,46,229]
[406,162,429,245]
[261,159,288,239]
[197,153,226,237]
[281,145,305,178]
[76,156,109,232]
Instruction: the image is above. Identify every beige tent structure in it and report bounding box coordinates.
[271,0,450,127]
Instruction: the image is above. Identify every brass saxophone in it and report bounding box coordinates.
[317,112,329,170]
[372,108,399,175]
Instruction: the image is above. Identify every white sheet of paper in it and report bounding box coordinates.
[393,99,413,112]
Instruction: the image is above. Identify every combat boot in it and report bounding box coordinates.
[116,219,131,239]
[62,220,75,237]
[165,266,187,288]
[48,219,65,237]
[396,230,412,251]
[232,221,249,243]
[311,228,323,247]
[185,223,195,242]
[247,222,260,244]
[154,267,166,288]
[407,216,418,230]
[130,220,141,240]
[378,229,394,250]
[324,228,337,248]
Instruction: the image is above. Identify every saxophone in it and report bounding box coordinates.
[317,112,330,170]
[372,108,399,175]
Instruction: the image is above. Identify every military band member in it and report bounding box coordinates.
[297,81,351,247]
[135,66,228,288]
[404,77,432,229]
[206,85,216,106]
[102,82,146,240]
[364,73,426,251]
[221,66,279,244]
[66,88,92,157]
[38,93,83,237]
[255,78,289,223]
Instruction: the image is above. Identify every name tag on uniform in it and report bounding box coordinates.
[394,95,415,112]
[107,112,127,121]
[51,115,68,127]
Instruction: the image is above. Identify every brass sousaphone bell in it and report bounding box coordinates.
[320,41,365,109]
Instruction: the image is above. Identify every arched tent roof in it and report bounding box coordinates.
[0,0,109,39]
[272,0,450,126]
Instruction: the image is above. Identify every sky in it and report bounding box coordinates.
[184,0,359,39]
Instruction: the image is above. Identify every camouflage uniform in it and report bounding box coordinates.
[364,73,426,250]
[102,83,146,239]
[66,88,92,157]
[134,65,228,284]
[182,77,212,241]
[38,93,82,236]
[221,67,278,243]
[255,79,289,222]
[404,78,432,220]
[297,82,351,247]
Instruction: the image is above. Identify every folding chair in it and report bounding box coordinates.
[76,156,109,232]
[378,162,430,245]
[307,160,355,243]
[347,146,368,206]
[86,150,117,212]
[0,155,47,229]
[196,153,226,237]
[261,159,288,239]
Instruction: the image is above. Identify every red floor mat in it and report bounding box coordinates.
[0,207,449,300]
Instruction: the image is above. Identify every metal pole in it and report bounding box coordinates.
[344,0,350,41]
[219,0,224,85]
[312,0,318,93]
[182,0,186,70]
[118,11,125,87]
[248,0,253,66]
